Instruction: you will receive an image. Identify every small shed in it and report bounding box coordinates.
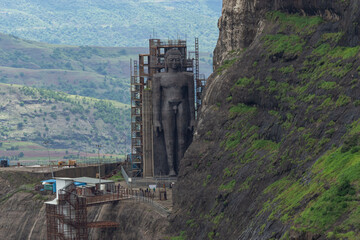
[73,177,115,192]
[41,179,56,193]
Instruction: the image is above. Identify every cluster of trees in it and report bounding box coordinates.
[16,85,130,152]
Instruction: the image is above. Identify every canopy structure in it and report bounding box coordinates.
[41,179,56,184]
[74,182,87,186]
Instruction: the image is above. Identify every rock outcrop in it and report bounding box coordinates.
[172,0,360,239]
[214,0,360,68]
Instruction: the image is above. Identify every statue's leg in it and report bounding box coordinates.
[162,106,176,176]
[176,102,189,173]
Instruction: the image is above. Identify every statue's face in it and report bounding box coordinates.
[166,54,181,70]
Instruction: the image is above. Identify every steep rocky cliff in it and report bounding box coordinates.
[0,171,48,240]
[172,0,360,239]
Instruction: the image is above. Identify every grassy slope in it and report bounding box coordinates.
[244,13,360,238]
[173,11,360,240]
[0,83,130,162]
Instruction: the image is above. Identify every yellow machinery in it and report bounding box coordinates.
[58,161,66,166]
[68,160,77,167]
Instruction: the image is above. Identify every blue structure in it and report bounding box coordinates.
[41,179,56,193]
[0,159,9,167]
[41,179,87,193]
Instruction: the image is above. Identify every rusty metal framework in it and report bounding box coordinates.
[46,184,88,240]
[194,38,206,111]
[45,183,125,240]
[130,59,143,177]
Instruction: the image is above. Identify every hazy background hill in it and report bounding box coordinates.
[0,33,147,103]
[0,33,213,102]
[0,0,222,52]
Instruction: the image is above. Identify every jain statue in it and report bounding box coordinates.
[153,48,195,176]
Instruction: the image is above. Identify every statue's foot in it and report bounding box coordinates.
[169,170,176,176]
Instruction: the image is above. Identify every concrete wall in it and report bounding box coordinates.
[53,163,119,178]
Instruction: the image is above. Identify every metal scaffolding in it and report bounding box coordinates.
[130,59,143,177]
[194,38,206,111]
[46,184,88,240]
[45,183,121,240]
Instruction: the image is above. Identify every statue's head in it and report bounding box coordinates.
[165,48,182,71]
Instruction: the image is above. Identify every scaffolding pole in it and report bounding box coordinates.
[130,60,143,177]
[195,38,206,112]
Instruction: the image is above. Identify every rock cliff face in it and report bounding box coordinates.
[88,202,168,240]
[172,0,360,239]
[0,171,48,240]
[214,0,360,68]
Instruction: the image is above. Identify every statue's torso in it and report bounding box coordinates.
[158,72,192,103]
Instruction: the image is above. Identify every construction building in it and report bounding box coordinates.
[45,177,128,240]
[130,38,206,177]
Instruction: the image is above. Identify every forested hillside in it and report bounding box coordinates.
[0,83,129,162]
[0,0,222,52]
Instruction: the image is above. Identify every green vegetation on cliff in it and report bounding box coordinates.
[174,9,360,240]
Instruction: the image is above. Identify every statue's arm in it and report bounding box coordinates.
[153,75,162,132]
[187,74,195,129]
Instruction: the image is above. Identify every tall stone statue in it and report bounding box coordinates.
[153,48,195,176]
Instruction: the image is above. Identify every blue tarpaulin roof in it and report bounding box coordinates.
[41,179,56,183]
[74,182,87,186]
[41,179,86,187]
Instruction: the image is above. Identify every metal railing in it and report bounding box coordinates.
[121,166,130,184]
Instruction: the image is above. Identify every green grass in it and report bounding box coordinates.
[263,34,305,56]
[242,140,280,163]
[266,11,323,34]
[320,32,344,43]
[217,58,238,74]
[212,212,225,225]
[312,43,331,56]
[319,81,338,90]
[218,180,236,191]
[170,231,187,240]
[203,175,212,187]
[229,103,257,118]
[234,77,254,87]
[108,171,124,181]
[259,128,360,235]
[336,95,351,107]
[278,65,294,74]
[328,46,360,59]
[299,47,355,81]
[224,131,242,150]
[238,176,253,192]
